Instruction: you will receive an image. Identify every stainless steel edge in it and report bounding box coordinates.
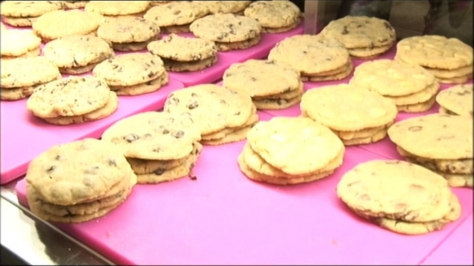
[1,180,115,266]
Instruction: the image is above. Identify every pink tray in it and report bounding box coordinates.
[15,111,473,265]
[167,24,303,86]
[0,79,184,184]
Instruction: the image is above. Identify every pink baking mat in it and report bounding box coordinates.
[0,79,184,185]
[167,23,303,86]
[421,214,474,265]
[15,111,474,265]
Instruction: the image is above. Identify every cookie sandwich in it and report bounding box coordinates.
[164,84,258,145]
[101,111,202,184]
[436,84,473,116]
[350,59,440,113]
[337,160,461,235]
[26,76,118,125]
[395,35,473,84]
[1,29,41,60]
[147,34,218,72]
[301,84,398,146]
[268,34,353,81]
[320,15,396,59]
[223,59,304,110]
[25,138,137,223]
[190,13,262,52]
[388,114,473,188]
[0,1,64,27]
[243,0,301,33]
[238,117,345,185]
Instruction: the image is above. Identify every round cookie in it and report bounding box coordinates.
[1,29,41,57]
[246,116,345,175]
[300,84,398,131]
[25,138,135,206]
[26,77,112,118]
[320,15,396,49]
[387,114,473,160]
[32,10,104,42]
[147,34,217,62]
[1,56,61,88]
[101,111,201,161]
[43,35,114,72]
[92,53,165,86]
[163,84,254,135]
[436,84,473,116]
[222,59,301,98]
[268,34,350,75]
[190,13,261,43]
[0,1,64,27]
[144,1,209,27]
[85,1,150,16]
[110,72,169,96]
[197,1,251,14]
[336,160,454,222]
[395,35,473,70]
[243,0,301,30]
[97,16,160,45]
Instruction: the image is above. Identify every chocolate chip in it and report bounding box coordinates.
[55,155,61,160]
[124,134,140,142]
[84,166,100,175]
[162,129,170,134]
[187,101,199,109]
[342,26,349,35]
[408,126,422,132]
[153,168,166,175]
[153,147,161,152]
[172,130,184,139]
[108,159,117,167]
[46,166,55,172]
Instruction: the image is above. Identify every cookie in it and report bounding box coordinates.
[268,34,350,76]
[301,84,398,131]
[337,160,456,223]
[253,93,302,110]
[32,10,104,42]
[110,72,169,96]
[1,29,41,57]
[1,56,61,89]
[300,63,354,81]
[196,1,251,14]
[347,43,393,59]
[246,116,345,175]
[436,84,473,117]
[320,15,396,51]
[148,34,217,62]
[144,1,209,27]
[164,84,255,136]
[101,111,201,161]
[388,114,472,160]
[97,16,160,50]
[190,13,261,43]
[214,34,261,52]
[85,1,150,16]
[201,106,258,140]
[43,35,114,74]
[25,138,136,206]
[0,1,64,27]
[442,173,473,188]
[92,53,165,86]
[243,0,301,31]
[26,77,112,119]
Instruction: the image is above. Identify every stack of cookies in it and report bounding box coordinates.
[43,35,114,74]
[222,59,304,110]
[26,77,118,125]
[25,138,137,223]
[84,1,149,20]
[436,84,473,116]
[164,84,257,145]
[101,112,202,184]
[92,53,168,96]
[388,114,473,188]
[238,117,345,185]
[320,15,396,59]
[395,35,473,84]
[97,16,161,52]
[300,84,398,146]
[0,1,64,27]
[144,1,209,34]
[268,35,353,81]
[337,160,461,235]
[1,56,61,101]
[1,29,41,60]
[243,0,301,33]
[147,34,218,72]
[190,13,262,52]
[350,59,440,113]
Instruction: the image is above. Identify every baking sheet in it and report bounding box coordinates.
[15,116,473,264]
[0,79,184,184]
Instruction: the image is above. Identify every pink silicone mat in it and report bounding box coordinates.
[15,112,474,265]
[167,24,303,86]
[0,79,184,185]
[421,214,474,265]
